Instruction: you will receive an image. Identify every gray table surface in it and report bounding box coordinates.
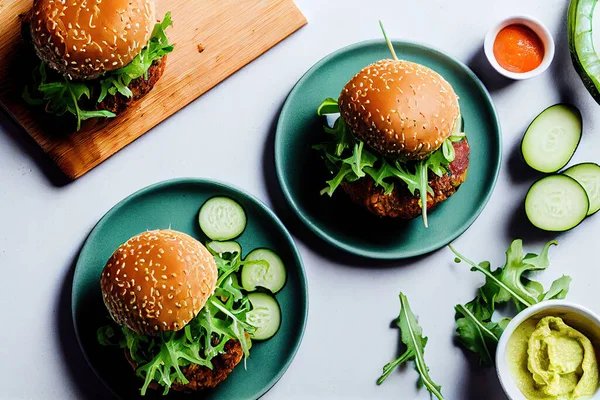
[1,0,598,398]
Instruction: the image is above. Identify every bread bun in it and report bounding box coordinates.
[29,0,155,80]
[338,59,460,160]
[100,229,218,336]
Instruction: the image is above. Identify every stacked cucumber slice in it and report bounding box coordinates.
[564,163,600,215]
[242,249,287,293]
[522,105,600,231]
[525,175,589,231]
[198,196,287,340]
[246,293,282,340]
[521,105,582,173]
[207,240,242,255]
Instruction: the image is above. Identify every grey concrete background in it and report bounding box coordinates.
[0,0,596,398]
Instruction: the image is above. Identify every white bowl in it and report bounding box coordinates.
[496,300,600,400]
[484,15,555,80]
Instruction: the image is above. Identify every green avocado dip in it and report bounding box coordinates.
[507,316,599,400]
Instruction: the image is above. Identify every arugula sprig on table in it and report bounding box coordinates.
[313,98,458,227]
[377,293,444,400]
[23,12,173,131]
[97,250,261,395]
[450,239,571,366]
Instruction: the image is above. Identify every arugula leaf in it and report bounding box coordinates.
[364,161,396,195]
[494,240,558,310]
[99,12,174,99]
[23,13,173,131]
[365,160,420,196]
[414,145,452,228]
[97,324,120,346]
[453,265,509,368]
[215,274,244,302]
[450,240,571,366]
[540,275,572,301]
[451,242,534,309]
[344,141,378,178]
[455,304,509,366]
[24,59,118,131]
[317,97,340,115]
[97,249,256,395]
[22,86,43,105]
[326,116,355,157]
[441,139,455,164]
[321,164,353,196]
[313,98,456,227]
[415,160,430,228]
[378,293,444,400]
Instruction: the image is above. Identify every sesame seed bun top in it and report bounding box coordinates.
[100,229,218,336]
[29,0,156,80]
[338,59,460,160]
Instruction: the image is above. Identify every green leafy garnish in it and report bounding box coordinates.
[98,12,174,102]
[23,12,173,131]
[377,293,444,400]
[23,62,116,130]
[97,250,258,395]
[313,98,458,227]
[317,97,340,115]
[450,240,571,366]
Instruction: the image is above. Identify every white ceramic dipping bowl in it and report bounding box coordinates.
[484,15,555,80]
[496,300,600,400]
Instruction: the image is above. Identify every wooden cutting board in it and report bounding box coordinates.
[0,0,306,179]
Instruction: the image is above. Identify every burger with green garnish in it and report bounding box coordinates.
[314,38,470,227]
[97,229,256,395]
[21,0,173,131]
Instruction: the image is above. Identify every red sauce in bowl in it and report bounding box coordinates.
[493,24,544,73]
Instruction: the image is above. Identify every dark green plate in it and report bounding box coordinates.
[275,40,502,259]
[72,178,308,400]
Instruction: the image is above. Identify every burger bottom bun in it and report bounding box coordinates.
[342,139,470,219]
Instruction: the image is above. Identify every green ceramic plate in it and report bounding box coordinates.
[72,178,308,400]
[275,40,502,259]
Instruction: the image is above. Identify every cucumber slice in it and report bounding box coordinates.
[563,163,600,215]
[568,0,600,104]
[207,241,242,256]
[521,104,582,173]
[198,197,247,241]
[241,249,287,293]
[246,292,281,341]
[525,175,589,231]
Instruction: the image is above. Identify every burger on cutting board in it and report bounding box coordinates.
[314,36,470,228]
[21,0,173,131]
